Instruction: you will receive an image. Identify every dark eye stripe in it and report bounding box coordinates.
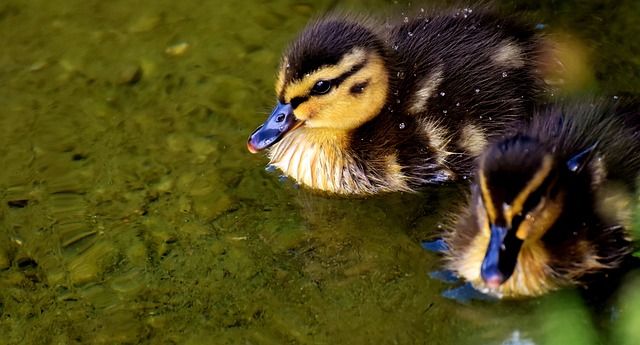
[290,96,308,109]
[331,61,366,87]
[284,60,368,107]
[350,79,369,94]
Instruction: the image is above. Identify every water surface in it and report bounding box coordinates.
[0,0,639,344]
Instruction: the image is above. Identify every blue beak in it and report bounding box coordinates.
[248,102,298,153]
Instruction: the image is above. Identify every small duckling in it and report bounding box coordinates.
[444,98,640,298]
[248,6,552,195]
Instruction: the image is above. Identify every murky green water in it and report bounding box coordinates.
[0,0,638,344]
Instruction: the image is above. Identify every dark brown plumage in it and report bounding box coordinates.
[248,6,552,195]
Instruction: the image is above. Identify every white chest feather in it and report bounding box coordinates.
[267,128,408,195]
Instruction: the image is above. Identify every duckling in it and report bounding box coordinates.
[247,6,552,195]
[444,97,640,299]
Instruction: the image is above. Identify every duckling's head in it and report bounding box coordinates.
[248,17,390,153]
[461,132,598,297]
[475,135,567,292]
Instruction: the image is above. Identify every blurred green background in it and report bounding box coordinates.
[0,0,638,344]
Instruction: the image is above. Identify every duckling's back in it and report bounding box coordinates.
[389,9,547,127]
[365,8,551,188]
[521,98,640,188]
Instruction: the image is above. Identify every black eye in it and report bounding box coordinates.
[311,80,332,95]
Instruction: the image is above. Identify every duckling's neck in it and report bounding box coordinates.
[268,127,410,195]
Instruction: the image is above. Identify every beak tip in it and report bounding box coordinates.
[247,141,260,154]
[482,272,506,289]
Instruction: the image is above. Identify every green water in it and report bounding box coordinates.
[0,0,638,344]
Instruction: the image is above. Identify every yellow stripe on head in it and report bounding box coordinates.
[479,165,498,225]
[480,154,555,230]
[506,154,554,224]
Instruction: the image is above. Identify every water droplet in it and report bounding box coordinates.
[613,95,619,100]
[440,92,446,96]
[399,122,406,129]
[404,17,409,23]
[502,72,508,77]
[475,88,480,93]
[442,110,448,114]
[392,44,399,50]
[456,102,460,107]
[408,31,414,37]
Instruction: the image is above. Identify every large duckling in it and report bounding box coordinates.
[248,6,552,195]
[444,98,640,299]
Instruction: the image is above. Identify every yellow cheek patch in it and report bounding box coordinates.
[303,54,388,130]
[274,46,388,132]
[295,101,316,121]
